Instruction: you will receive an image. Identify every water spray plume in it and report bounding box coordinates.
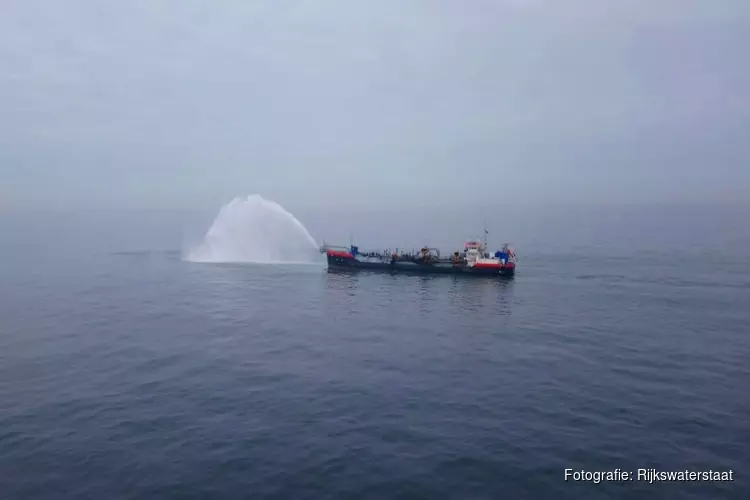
[185,195,321,264]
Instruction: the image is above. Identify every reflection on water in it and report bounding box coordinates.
[446,275,514,315]
[323,270,516,319]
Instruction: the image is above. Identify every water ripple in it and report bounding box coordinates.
[0,248,748,499]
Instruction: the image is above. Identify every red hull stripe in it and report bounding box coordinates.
[327,250,354,258]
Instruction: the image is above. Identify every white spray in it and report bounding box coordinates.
[185,195,321,264]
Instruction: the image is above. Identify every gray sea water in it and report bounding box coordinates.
[1,203,749,499]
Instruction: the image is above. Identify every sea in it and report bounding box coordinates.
[1,198,749,500]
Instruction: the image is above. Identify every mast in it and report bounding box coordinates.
[483,219,488,251]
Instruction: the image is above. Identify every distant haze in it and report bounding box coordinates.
[1,0,748,211]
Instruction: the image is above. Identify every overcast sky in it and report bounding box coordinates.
[1,0,748,210]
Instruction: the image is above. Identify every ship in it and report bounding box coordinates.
[320,231,516,277]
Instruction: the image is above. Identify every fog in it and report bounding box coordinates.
[1,0,748,211]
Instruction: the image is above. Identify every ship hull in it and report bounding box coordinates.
[326,256,515,277]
